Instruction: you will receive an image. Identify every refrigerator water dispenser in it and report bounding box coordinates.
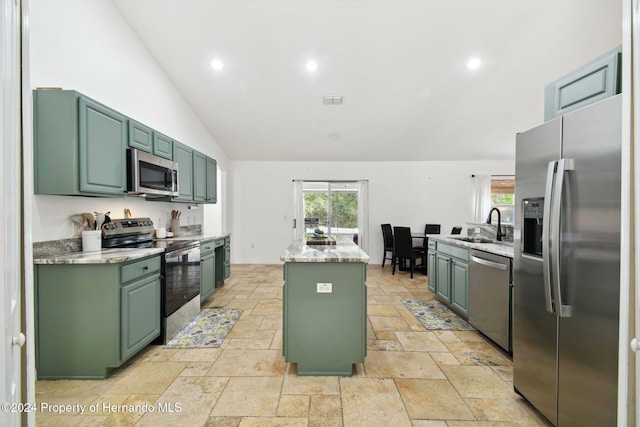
[522,198,544,257]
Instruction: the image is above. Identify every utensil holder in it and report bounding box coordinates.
[170,219,180,236]
[81,230,102,252]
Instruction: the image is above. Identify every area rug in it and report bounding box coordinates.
[164,308,243,349]
[402,299,474,331]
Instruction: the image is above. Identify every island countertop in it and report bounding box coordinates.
[429,235,514,258]
[33,247,165,265]
[281,238,370,263]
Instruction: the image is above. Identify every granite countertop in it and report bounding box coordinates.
[156,232,230,243]
[430,235,514,259]
[281,238,370,263]
[34,247,165,265]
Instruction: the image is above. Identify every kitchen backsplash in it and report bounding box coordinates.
[32,194,205,243]
[33,237,82,258]
[33,223,204,257]
[465,222,514,242]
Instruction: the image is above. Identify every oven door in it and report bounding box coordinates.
[164,244,201,316]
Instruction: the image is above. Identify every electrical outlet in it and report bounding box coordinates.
[317,283,332,293]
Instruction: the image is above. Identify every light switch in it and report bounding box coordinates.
[317,282,332,293]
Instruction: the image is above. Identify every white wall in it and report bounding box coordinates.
[231,160,514,264]
[29,0,228,242]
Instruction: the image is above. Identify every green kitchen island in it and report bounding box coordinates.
[281,238,369,376]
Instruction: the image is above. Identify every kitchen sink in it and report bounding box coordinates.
[450,236,494,243]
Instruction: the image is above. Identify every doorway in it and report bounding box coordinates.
[293,180,369,252]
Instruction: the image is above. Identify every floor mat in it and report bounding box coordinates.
[164,308,243,348]
[402,299,474,331]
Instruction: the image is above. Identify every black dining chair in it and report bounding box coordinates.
[425,224,441,235]
[416,223,441,251]
[381,224,394,268]
[451,226,463,235]
[392,226,425,278]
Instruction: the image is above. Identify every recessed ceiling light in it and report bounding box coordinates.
[210,59,224,71]
[305,60,318,72]
[467,57,482,70]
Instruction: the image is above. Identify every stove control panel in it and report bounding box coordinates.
[102,217,155,237]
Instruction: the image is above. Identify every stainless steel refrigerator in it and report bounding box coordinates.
[513,94,621,426]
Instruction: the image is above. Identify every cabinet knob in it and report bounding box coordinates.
[12,333,25,348]
[142,266,149,271]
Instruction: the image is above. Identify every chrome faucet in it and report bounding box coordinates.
[486,208,506,242]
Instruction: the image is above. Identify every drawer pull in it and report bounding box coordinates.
[142,266,149,271]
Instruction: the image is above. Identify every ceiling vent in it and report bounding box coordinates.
[323,95,343,105]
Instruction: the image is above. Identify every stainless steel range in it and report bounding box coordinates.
[102,218,201,343]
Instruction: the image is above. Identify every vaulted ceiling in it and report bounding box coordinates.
[112,0,621,161]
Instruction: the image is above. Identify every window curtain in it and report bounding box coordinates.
[292,180,305,239]
[472,174,492,223]
[357,180,369,253]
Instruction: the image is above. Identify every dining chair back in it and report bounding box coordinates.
[392,226,425,278]
[381,224,394,267]
[424,224,441,235]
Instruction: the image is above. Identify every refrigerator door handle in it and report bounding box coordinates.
[551,158,574,318]
[542,160,557,314]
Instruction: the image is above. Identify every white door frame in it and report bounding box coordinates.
[1,0,31,425]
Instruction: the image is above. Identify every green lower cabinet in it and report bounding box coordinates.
[427,250,437,293]
[283,262,367,376]
[432,242,469,318]
[35,255,161,379]
[224,237,231,279]
[201,240,216,302]
[435,254,451,301]
[121,275,161,361]
[451,258,469,317]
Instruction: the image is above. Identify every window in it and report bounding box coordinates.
[490,177,515,224]
[302,181,359,237]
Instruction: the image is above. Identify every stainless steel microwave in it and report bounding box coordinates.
[127,149,179,197]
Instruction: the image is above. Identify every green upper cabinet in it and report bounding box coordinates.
[34,90,127,196]
[34,89,217,203]
[544,45,622,121]
[173,146,217,204]
[128,119,153,152]
[128,120,173,160]
[173,140,194,202]
[152,131,173,159]
[193,151,207,202]
[206,156,217,203]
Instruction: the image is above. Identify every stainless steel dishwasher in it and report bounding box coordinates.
[468,249,511,352]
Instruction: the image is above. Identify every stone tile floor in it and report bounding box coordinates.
[35,264,552,426]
